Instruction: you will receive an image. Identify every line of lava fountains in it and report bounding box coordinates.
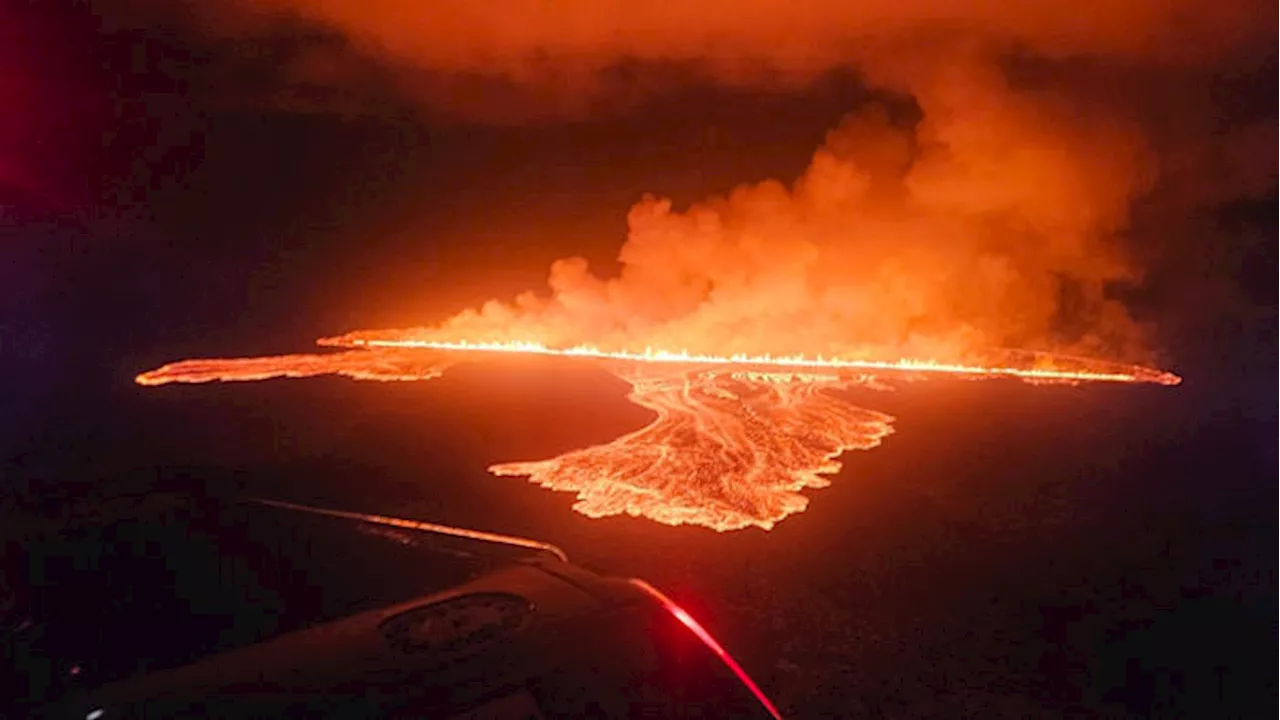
[134,338,1180,532]
[313,336,1184,386]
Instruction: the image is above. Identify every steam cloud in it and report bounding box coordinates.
[177,0,1271,361]
[388,57,1154,360]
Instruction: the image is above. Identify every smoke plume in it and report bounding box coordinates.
[163,0,1272,361]
[330,48,1159,360]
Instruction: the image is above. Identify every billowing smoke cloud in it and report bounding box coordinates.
[159,0,1271,128]
[367,54,1150,360]
[219,1,1267,102]
[163,0,1272,361]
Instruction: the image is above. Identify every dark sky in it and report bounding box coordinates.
[3,5,868,352]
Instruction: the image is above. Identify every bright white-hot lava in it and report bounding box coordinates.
[314,335,1183,386]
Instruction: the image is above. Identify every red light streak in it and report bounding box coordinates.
[629,579,783,719]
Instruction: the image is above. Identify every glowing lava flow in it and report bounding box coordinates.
[135,349,453,386]
[134,337,1181,531]
[492,367,894,531]
[318,336,1184,386]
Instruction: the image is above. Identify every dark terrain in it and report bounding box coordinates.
[3,324,1275,716]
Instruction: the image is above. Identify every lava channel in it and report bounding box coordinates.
[492,367,895,531]
[135,349,453,386]
[135,342,1178,531]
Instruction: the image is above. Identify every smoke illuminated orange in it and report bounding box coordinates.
[127,25,1190,531]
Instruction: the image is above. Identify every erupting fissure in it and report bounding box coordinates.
[112,0,1271,534]
[135,339,1180,531]
[131,34,1190,531]
[317,336,1184,386]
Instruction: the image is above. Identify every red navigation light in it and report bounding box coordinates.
[629,579,783,719]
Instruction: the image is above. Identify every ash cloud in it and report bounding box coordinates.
[157,0,1272,361]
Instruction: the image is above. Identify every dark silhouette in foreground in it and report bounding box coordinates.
[2,495,780,719]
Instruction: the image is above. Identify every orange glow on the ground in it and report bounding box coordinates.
[134,350,453,386]
[134,338,1180,531]
[320,336,1183,386]
[489,367,894,531]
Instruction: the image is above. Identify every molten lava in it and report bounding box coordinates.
[135,349,453,386]
[316,335,1183,386]
[135,338,1180,532]
[492,367,894,531]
